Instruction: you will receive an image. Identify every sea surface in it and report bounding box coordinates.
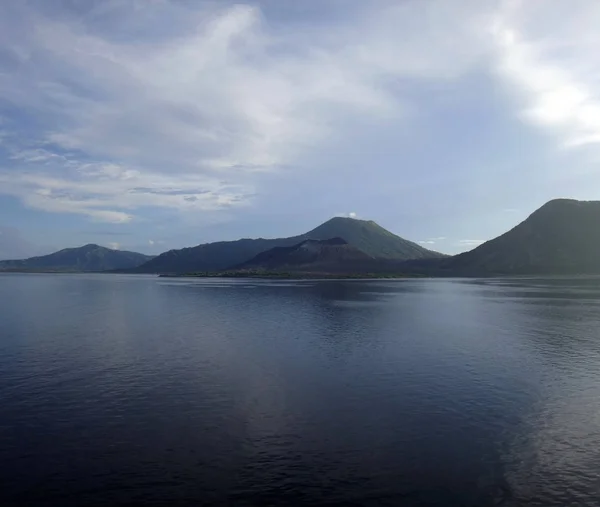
[1,274,600,506]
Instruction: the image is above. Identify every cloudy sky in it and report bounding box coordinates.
[1,0,599,259]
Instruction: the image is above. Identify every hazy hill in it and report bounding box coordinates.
[443,199,600,275]
[135,217,445,274]
[0,244,153,272]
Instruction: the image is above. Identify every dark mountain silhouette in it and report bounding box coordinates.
[441,199,600,275]
[6,199,598,277]
[0,244,152,272]
[306,217,439,259]
[135,217,444,274]
[234,237,375,273]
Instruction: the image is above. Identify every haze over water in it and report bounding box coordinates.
[1,274,600,506]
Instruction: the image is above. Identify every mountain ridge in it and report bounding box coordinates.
[4,198,600,276]
[135,217,445,274]
[0,244,153,272]
[233,237,376,274]
[440,198,600,275]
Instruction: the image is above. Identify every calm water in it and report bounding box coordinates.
[1,274,600,506]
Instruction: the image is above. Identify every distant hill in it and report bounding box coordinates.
[443,199,600,275]
[0,244,153,272]
[135,217,445,274]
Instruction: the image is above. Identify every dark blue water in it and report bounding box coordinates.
[1,274,600,506]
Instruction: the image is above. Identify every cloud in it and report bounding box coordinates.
[492,1,600,149]
[0,0,494,223]
[418,236,447,245]
[458,239,486,247]
[108,242,120,250]
[336,211,359,218]
[2,0,596,242]
[0,158,250,223]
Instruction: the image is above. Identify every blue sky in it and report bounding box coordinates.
[1,0,600,259]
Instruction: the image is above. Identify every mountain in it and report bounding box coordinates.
[443,199,600,275]
[135,217,445,274]
[0,244,153,272]
[306,217,440,259]
[234,237,375,273]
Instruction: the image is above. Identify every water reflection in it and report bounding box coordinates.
[1,275,600,505]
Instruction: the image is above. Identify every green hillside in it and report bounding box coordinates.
[135,217,445,274]
[444,199,600,275]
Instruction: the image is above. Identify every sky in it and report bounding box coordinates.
[1,0,600,259]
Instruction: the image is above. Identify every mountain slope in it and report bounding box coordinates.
[235,238,374,273]
[0,244,153,272]
[305,217,441,259]
[135,217,444,274]
[136,237,300,275]
[444,199,600,275]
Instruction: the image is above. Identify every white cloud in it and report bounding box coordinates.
[0,0,495,223]
[492,1,600,149]
[418,237,446,245]
[108,242,120,250]
[335,211,360,219]
[3,0,596,232]
[458,239,485,247]
[0,156,251,223]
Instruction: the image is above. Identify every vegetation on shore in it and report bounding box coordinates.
[159,270,425,279]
